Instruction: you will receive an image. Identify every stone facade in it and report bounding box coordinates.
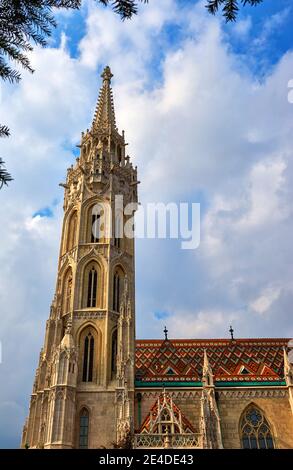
[217,390,293,449]
[22,67,293,450]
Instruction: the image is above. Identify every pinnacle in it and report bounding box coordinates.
[92,65,116,133]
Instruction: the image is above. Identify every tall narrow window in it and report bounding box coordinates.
[240,405,275,449]
[82,332,94,382]
[90,204,105,243]
[79,408,89,449]
[87,267,97,307]
[113,272,121,312]
[91,212,100,243]
[66,211,77,251]
[114,213,122,248]
[111,329,118,377]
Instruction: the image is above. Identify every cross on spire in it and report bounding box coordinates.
[164,326,168,341]
[229,325,234,340]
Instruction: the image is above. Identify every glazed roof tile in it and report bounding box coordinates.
[135,338,288,383]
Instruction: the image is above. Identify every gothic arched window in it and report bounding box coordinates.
[111,329,118,378]
[82,332,94,382]
[87,266,98,308]
[89,205,104,243]
[240,405,275,449]
[91,212,100,243]
[66,211,77,252]
[113,268,124,312]
[79,408,89,449]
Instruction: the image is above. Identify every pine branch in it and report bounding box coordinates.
[0,125,12,189]
[206,0,263,21]
[0,1,148,85]
[0,158,13,188]
[0,124,10,137]
[0,59,21,82]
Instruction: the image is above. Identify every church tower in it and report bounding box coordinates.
[22,67,138,449]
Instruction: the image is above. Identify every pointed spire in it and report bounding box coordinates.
[202,349,214,387]
[92,66,117,133]
[284,346,293,385]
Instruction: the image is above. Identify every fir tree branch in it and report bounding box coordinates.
[206,0,263,22]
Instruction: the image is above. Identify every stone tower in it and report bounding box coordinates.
[21,67,138,449]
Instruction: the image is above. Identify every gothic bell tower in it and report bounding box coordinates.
[22,67,138,449]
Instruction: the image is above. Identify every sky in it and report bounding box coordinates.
[0,0,293,448]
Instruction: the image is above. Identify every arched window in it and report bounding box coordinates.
[87,266,98,308]
[240,405,274,449]
[89,205,104,243]
[79,408,89,449]
[82,332,94,382]
[111,329,118,378]
[113,268,124,312]
[66,211,77,251]
[91,211,100,243]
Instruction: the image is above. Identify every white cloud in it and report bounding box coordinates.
[232,17,252,38]
[237,157,287,229]
[161,309,239,338]
[250,286,282,315]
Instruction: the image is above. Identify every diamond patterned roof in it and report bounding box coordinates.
[135,338,288,384]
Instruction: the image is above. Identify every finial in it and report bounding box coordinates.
[164,326,168,341]
[101,66,113,83]
[229,325,234,340]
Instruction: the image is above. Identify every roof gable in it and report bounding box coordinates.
[139,391,196,434]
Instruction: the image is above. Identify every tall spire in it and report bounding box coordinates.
[202,349,214,387]
[92,66,117,133]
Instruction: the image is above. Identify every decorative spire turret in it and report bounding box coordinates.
[284,347,293,385]
[202,349,214,387]
[92,66,117,133]
[200,349,223,449]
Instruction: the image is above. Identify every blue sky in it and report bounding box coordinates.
[0,0,293,448]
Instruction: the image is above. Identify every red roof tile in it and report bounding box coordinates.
[135,338,289,383]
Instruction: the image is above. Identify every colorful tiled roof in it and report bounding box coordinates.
[135,338,289,385]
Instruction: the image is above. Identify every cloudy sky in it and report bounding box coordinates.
[0,0,293,448]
